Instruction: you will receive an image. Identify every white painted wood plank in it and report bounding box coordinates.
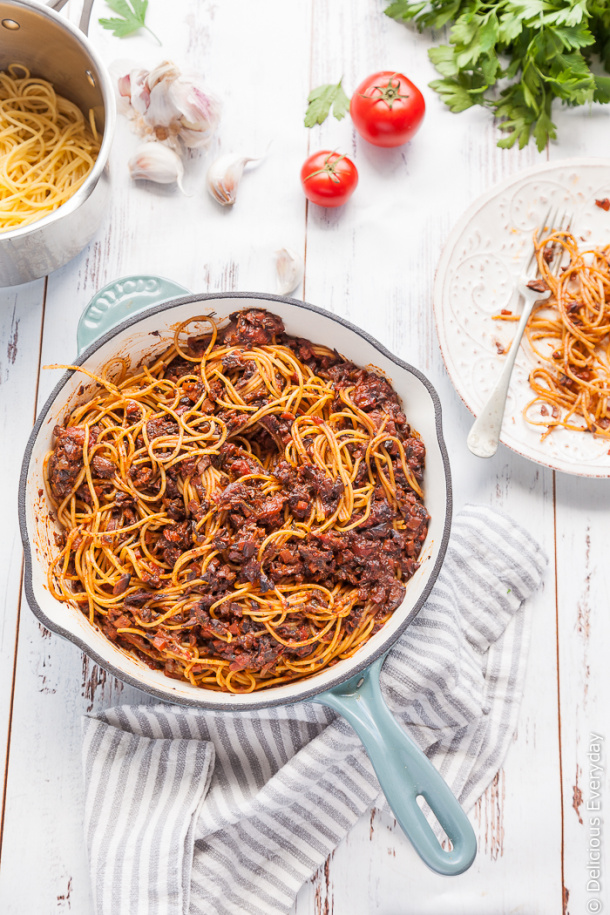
[0,1,312,912]
[295,1,563,912]
[0,280,45,819]
[553,478,610,915]
[545,112,610,915]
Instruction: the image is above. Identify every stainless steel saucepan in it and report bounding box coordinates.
[0,0,115,286]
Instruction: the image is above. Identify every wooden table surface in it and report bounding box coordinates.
[1,2,609,912]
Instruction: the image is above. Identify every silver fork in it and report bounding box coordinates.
[466,206,571,459]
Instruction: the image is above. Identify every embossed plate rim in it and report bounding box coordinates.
[434,156,610,478]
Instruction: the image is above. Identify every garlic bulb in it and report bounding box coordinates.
[118,60,221,151]
[128,143,185,191]
[206,154,261,207]
[275,248,303,296]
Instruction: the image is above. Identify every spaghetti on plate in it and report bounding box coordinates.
[523,230,610,438]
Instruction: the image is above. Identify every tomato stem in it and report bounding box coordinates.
[304,152,347,184]
[360,74,410,109]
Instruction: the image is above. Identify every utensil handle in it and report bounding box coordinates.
[79,0,95,36]
[45,0,95,36]
[315,655,477,876]
[77,274,190,354]
[467,288,538,458]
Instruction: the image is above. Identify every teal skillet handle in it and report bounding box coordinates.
[77,274,190,354]
[314,654,477,876]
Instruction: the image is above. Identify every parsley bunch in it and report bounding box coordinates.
[385,0,610,150]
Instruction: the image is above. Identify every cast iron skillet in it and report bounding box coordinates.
[19,278,477,875]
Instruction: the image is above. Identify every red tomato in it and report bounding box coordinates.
[350,71,425,148]
[300,150,358,208]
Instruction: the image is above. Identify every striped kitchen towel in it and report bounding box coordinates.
[81,505,547,915]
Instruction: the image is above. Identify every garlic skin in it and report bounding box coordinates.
[128,143,185,192]
[275,248,304,296]
[117,60,221,151]
[206,154,260,207]
[147,60,181,91]
[169,80,221,149]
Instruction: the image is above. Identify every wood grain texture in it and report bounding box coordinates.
[1,0,609,912]
[553,477,610,915]
[0,1,312,912]
[0,279,45,822]
[545,111,610,915]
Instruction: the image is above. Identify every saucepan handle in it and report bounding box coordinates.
[46,0,95,36]
[78,0,95,36]
[314,654,477,876]
[77,274,191,354]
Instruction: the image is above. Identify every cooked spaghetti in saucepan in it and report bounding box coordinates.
[522,230,610,438]
[0,65,100,232]
[45,310,429,693]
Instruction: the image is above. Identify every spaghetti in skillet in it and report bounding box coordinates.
[45,309,429,693]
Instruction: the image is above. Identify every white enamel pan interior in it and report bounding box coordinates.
[19,292,452,710]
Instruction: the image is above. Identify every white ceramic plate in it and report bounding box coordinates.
[434,157,610,478]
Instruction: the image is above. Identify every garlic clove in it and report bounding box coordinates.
[169,80,222,149]
[206,154,261,207]
[110,58,138,99]
[127,68,151,116]
[128,143,185,192]
[147,78,178,132]
[117,74,131,98]
[275,248,304,296]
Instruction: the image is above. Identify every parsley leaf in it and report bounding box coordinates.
[304,80,350,128]
[385,0,610,150]
[99,0,160,44]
